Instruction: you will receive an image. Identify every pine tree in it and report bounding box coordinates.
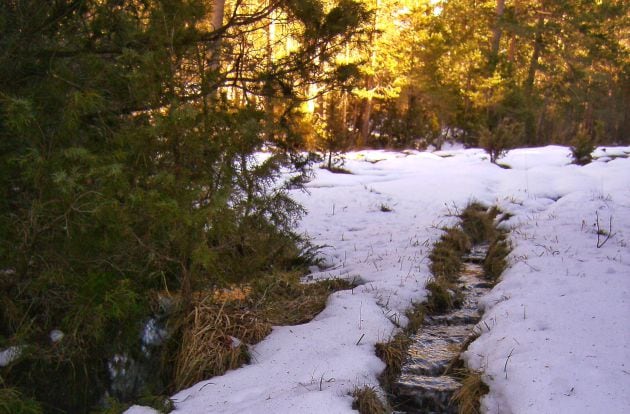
[0,1,368,411]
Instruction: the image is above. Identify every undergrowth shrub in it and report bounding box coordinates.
[0,0,368,410]
[5,341,113,414]
[0,387,42,414]
[163,272,353,392]
[479,117,523,164]
[571,127,595,165]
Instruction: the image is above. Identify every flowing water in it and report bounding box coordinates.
[392,245,491,413]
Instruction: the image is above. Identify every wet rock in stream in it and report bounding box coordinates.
[395,374,462,413]
[463,243,490,263]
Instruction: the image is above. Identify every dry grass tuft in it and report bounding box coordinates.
[375,333,411,389]
[212,286,252,302]
[443,331,481,375]
[252,273,352,325]
[352,386,390,414]
[429,227,471,284]
[429,243,464,281]
[442,228,472,254]
[167,272,353,392]
[404,302,425,335]
[171,293,271,390]
[456,203,511,284]
[483,234,510,282]
[460,203,497,244]
[425,278,458,313]
[452,370,489,414]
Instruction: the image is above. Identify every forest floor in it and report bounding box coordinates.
[128,145,630,414]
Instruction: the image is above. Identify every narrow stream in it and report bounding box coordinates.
[391,245,491,413]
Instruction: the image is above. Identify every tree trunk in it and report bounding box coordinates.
[507,36,517,64]
[525,16,545,95]
[507,0,520,65]
[265,11,275,138]
[489,0,505,70]
[208,0,226,71]
[357,1,378,148]
[357,76,373,148]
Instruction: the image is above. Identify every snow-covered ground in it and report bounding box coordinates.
[128,145,630,414]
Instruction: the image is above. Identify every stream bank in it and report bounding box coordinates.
[391,245,490,413]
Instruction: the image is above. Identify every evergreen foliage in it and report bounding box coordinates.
[571,127,596,165]
[306,0,628,148]
[0,0,625,411]
[479,117,524,163]
[0,1,367,412]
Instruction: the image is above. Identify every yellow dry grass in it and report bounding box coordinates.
[169,272,353,392]
[172,292,271,390]
[375,333,412,389]
[452,370,489,414]
[352,386,390,414]
[212,285,252,302]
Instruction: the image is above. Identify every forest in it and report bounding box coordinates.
[0,0,627,412]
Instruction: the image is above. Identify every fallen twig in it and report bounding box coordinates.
[504,348,515,379]
[596,211,614,248]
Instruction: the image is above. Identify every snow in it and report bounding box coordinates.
[49,329,64,343]
[0,346,22,367]
[125,406,159,414]
[128,146,630,414]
